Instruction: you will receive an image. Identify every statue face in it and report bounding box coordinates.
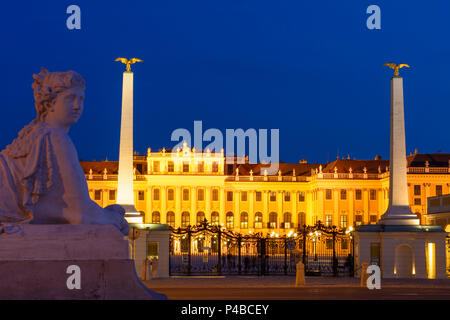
[45,86,85,131]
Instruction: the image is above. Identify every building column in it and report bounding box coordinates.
[146,186,152,224]
[220,187,226,226]
[318,189,324,223]
[378,188,384,221]
[306,191,313,225]
[175,186,181,228]
[292,191,297,226]
[249,190,254,231]
[333,189,339,227]
[348,189,354,226]
[191,186,197,225]
[363,189,369,223]
[234,191,240,230]
[161,186,167,224]
[205,187,211,221]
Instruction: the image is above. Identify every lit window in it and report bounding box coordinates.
[355,189,362,200]
[255,192,262,201]
[109,190,116,201]
[370,215,377,224]
[325,189,332,200]
[254,212,263,229]
[340,190,347,200]
[181,212,190,227]
[270,192,276,202]
[94,190,101,200]
[197,212,205,224]
[284,192,291,202]
[269,212,277,229]
[152,211,160,224]
[414,185,421,196]
[284,212,291,229]
[168,161,174,172]
[226,212,234,229]
[166,212,175,227]
[240,212,248,229]
[153,161,160,172]
[340,215,348,228]
[183,189,189,201]
[298,191,305,202]
[325,215,332,226]
[211,212,219,225]
[197,189,204,201]
[153,188,160,201]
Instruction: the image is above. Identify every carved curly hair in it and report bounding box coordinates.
[32,67,85,121]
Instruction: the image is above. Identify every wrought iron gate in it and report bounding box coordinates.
[169,220,354,276]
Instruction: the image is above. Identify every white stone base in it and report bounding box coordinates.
[355,226,447,279]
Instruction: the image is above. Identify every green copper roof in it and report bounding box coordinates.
[356,224,445,233]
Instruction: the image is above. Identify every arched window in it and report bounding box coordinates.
[166,211,175,228]
[254,212,263,229]
[211,212,219,225]
[283,212,291,229]
[226,212,234,229]
[152,211,160,224]
[181,211,190,227]
[197,211,205,225]
[298,212,306,229]
[240,212,248,229]
[269,212,277,229]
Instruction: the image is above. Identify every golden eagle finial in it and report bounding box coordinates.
[383,62,410,77]
[115,57,143,72]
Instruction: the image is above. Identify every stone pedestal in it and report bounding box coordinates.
[0,224,166,299]
[355,225,447,279]
[128,224,171,279]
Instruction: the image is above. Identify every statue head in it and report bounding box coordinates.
[32,68,86,130]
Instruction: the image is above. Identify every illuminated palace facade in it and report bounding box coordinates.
[81,143,450,234]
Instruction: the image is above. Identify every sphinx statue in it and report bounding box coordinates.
[0,68,129,235]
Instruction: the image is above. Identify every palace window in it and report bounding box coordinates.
[212,162,219,173]
[355,189,362,200]
[241,191,247,202]
[168,161,174,172]
[284,192,291,202]
[183,162,190,173]
[340,190,347,200]
[369,215,377,224]
[369,189,377,200]
[138,190,145,201]
[212,189,219,201]
[325,189,332,200]
[181,212,190,227]
[283,212,291,229]
[153,188,160,201]
[270,192,277,202]
[211,212,219,225]
[325,215,332,227]
[355,214,363,225]
[183,189,189,201]
[298,191,305,202]
[254,212,263,229]
[197,162,204,173]
[269,212,277,229]
[197,189,204,201]
[94,190,101,200]
[340,215,348,228]
[226,212,234,229]
[414,185,421,196]
[166,211,175,228]
[109,190,116,201]
[436,185,442,196]
[256,191,262,201]
[153,161,160,173]
[168,188,174,201]
[197,212,205,225]
[414,198,421,205]
[227,191,233,201]
[240,212,248,229]
[152,211,160,224]
[298,212,306,228]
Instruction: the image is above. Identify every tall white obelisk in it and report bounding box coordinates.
[379,63,419,226]
[115,58,143,224]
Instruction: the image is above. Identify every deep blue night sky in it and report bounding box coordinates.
[0,1,449,164]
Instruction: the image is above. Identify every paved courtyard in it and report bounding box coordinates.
[144,276,450,300]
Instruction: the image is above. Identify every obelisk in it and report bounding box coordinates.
[379,63,419,225]
[115,58,143,224]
